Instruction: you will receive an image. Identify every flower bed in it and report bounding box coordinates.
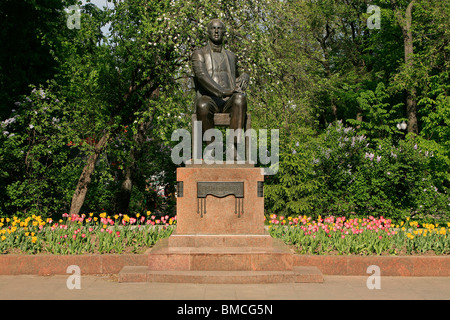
[267,214,450,255]
[0,212,175,254]
[2,212,449,256]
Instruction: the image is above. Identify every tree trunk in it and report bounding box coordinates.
[113,120,152,214]
[69,131,110,215]
[114,86,159,213]
[392,0,418,134]
[404,0,418,134]
[115,162,134,214]
[356,111,363,129]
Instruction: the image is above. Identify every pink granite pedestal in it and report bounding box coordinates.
[119,165,323,283]
[175,166,265,235]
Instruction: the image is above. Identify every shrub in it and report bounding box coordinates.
[311,121,449,221]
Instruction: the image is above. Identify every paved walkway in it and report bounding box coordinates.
[0,274,449,300]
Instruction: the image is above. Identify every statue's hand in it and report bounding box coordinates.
[223,86,243,98]
[237,73,249,91]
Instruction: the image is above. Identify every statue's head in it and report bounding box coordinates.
[207,19,226,45]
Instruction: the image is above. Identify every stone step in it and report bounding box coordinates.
[167,233,274,247]
[118,266,324,284]
[148,246,294,272]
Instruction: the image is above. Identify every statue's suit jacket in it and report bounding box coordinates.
[191,43,239,101]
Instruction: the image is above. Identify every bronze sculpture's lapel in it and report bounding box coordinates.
[224,50,236,88]
[205,43,214,78]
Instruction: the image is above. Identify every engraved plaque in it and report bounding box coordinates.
[196,182,245,218]
[197,182,244,198]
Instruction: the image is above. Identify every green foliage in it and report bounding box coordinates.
[311,121,449,221]
[0,0,77,118]
[0,0,449,225]
[0,86,81,216]
[348,82,405,140]
[264,135,321,216]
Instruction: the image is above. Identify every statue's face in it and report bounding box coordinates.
[207,20,225,44]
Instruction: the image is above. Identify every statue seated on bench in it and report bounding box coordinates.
[191,19,250,161]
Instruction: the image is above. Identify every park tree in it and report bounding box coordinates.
[66,0,277,215]
[1,0,448,219]
[0,0,78,119]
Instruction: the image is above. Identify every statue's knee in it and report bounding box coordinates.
[196,97,211,116]
[233,93,247,108]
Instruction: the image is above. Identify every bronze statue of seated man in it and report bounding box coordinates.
[191,19,250,160]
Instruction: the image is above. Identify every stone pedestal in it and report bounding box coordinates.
[175,166,264,235]
[118,164,323,283]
